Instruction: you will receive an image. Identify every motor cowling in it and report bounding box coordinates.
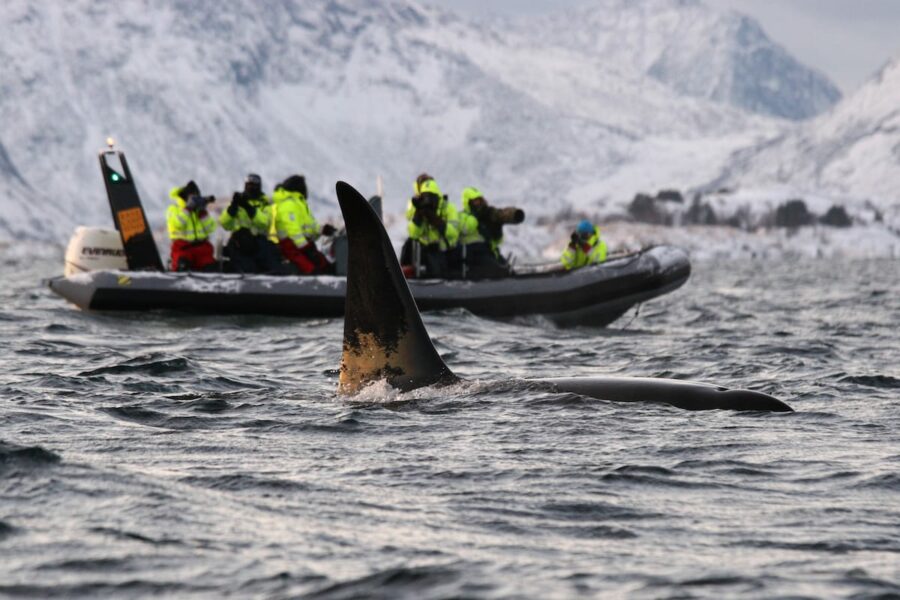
[64,226,127,276]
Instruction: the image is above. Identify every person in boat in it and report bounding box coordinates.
[457,186,524,278]
[166,180,217,272]
[561,220,608,270]
[402,174,459,278]
[221,173,282,274]
[272,174,336,275]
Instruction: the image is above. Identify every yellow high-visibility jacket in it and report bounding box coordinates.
[166,187,216,242]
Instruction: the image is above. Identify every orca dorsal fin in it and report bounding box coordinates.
[336,181,457,394]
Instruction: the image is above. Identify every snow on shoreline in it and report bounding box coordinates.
[248,218,900,263]
[6,215,898,278]
[580,222,900,261]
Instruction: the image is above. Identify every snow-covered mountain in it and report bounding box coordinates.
[516,0,842,121]
[0,140,34,240]
[713,58,900,205]
[0,0,828,246]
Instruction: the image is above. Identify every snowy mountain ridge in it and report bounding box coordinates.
[711,58,900,204]
[515,0,842,120]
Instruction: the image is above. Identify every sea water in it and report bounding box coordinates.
[1,254,898,598]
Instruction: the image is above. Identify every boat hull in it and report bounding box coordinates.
[48,246,690,326]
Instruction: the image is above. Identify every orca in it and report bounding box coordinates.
[336,181,793,412]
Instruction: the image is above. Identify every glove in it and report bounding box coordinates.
[570,233,579,247]
[228,192,241,216]
[237,192,258,218]
[413,205,435,227]
[321,223,337,236]
[423,210,444,229]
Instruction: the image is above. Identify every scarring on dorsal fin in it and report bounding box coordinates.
[336,181,457,394]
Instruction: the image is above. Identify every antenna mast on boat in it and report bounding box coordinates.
[98,138,164,271]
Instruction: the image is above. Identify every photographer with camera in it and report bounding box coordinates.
[272,174,336,275]
[403,175,459,278]
[220,173,282,273]
[458,186,524,278]
[166,180,217,272]
[561,220,608,271]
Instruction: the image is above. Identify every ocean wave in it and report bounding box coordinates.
[599,465,725,489]
[78,354,193,377]
[838,374,900,389]
[733,538,900,554]
[0,441,61,471]
[554,524,639,540]
[98,406,232,430]
[857,472,900,491]
[539,501,658,521]
[673,459,777,477]
[179,473,312,493]
[37,557,131,572]
[303,564,464,600]
[0,580,209,597]
[89,526,186,548]
[0,520,18,541]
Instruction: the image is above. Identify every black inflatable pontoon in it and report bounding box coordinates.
[48,245,689,326]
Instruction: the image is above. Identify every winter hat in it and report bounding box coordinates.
[418,178,442,198]
[461,187,485,210]
[244,173,262,194]
[282,174,307,196]
[576,220,594,236]
[414,173,434,194]
[179,180,200,199]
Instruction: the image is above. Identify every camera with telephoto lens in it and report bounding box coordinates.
[486,206,525,226]
[571,230,592,246]
[412,192,440,212]
[186,194,215,212]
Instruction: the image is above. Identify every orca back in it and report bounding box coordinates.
[543,377,793,412]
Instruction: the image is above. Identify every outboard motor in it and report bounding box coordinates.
[64,226,127,276]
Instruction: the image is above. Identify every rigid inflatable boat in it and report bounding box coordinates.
[49,244,689,326]
[46,143,691,326]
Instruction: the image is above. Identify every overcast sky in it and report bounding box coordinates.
[426,0,900,92]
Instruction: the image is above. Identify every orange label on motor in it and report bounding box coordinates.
[117,207,146,243]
